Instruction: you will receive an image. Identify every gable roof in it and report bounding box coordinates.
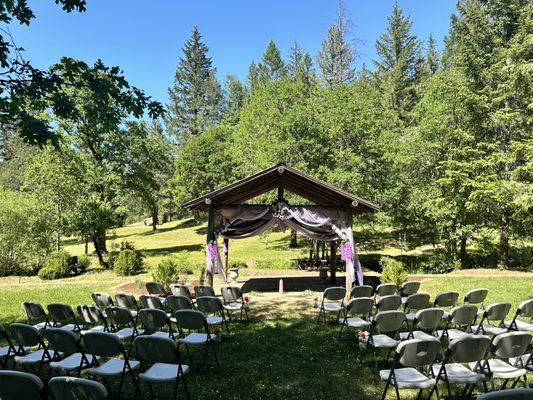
[184,163,380,214]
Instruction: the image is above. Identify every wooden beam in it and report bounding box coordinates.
[330,241,337,284]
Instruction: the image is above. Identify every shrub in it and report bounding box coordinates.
[106,240,136,269]
[228,260,247,269]
[254,259,296,269]
[113,249,144,276]
[152,253,192,290]
[420,251,460,274]
[380,256,408,287]
[77,255,92,271]
[38,250,72,280]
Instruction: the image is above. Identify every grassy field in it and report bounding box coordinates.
[0,221,532,399]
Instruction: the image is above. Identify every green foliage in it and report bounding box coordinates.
[0,189,54,276]
[420,251,461,274]
[380,256,408,287]
[254,259,296,270]
[229,260,248,269]
[38,250,72,280]
[77,255,92,271]
[113,249,145,276]
[152,253,193,290]
[106,240,137,270]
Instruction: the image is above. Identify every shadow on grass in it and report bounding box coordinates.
[241,275,381,293]
[142,244,203,257]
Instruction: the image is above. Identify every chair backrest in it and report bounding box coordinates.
[450,304,478,327]
[77,304,105,325]
[517,299,533,319]
[105,306,133,326]
[476,388,533,400]
[346,297,374,317]
[323,287,347,301]
[169,284,191,298]
[376,295,402,311]
[400,281,420,297]
[196,296,223,314]
[48,377,107,400]
[92,292,114,308]
[115,293,138,310]
[375,283,397,297]
[21,301,47,322]
[145,281,166,296]
[397,338,441,367]
[492,331,532,359]
[139,295,164,310]
[464,288,488,305]
[10,323,41,347]
[138,308,168,332]
[449,334,491,363]
[134,335,177,364]
[374,311,405,333]
[434,291,459,308]
[414,308,444,331]
[405,293,430,311]
[47,303,75,323]
[174,310,207,331]
[0,370,44,400]
[350,285,373,299]
[166,295,193,312]
[83,331,122,358]
[44,327,79,354]
[194,285,215,298]
[483,302,511,322]
[221,286,244,303]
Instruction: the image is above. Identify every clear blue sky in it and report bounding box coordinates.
[8,0,457,103]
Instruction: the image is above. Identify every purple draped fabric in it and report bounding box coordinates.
[205,203,363,287]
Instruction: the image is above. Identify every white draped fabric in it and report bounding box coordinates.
[205,203,363,287]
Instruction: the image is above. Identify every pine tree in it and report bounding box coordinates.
[167,26,222,143]
[224,74,248,123]
[373,2,424,121]
[287,42,315,85]
[260,40,287,81]
[425,34,440,74]
[317,1,356,86]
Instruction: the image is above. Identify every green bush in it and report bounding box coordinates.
[38,250,72,280]
[113,249,144,276]
[421,251,460,274]
[380,256,408,287]
[77,255,92,270]
[228,260,247,269]
[152,253,193,290]
[106,240,136,269]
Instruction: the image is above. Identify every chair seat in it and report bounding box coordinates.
[504,320,533,332]
[179,333,209,345]
[54,324,80,332]
[206,316,224,325]
[509,354,532,371]
[139,362,189,383]
[399,331,437,341]
[472,324,507,336]
[32,322,48,332]
[366,334,400,348]
[14,349,50,365]
[50,353,92,371]
[223,302,244,311]
[432,363,485,384]
[323,303,343,312]
[469,359,527,380]
[405,313,417,322]
[89,358,140,377]
[437,328,470,341]
[339,317,371,328]
[150,331,173,339]
[81,325,107,335]
[115,327,144,340]
[0,346,26,358]
[379,367,436,389]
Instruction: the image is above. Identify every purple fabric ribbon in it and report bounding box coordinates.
[340,241,353,261]
[207,242,219,260]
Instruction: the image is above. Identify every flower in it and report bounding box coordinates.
[359,331,366,338]
[213,327,221,334]
[243,295,250,303]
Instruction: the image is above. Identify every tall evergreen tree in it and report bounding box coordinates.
[373,2,424,121]
[167,26,222,143]
[287,42,315,85]
[425,34,440,74]
[224,74,248,123]
[260,40,287,81]
[317,1,356,86]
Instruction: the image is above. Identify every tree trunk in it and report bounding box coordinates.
[459,235,468,267]
[84,238,89,255]
[329,242,336,284]
[499,210,510,269]
[151,208,159,231]
[289,229,298,248]
[91,235,108,268]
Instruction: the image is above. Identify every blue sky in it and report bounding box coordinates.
[7,0,457,103]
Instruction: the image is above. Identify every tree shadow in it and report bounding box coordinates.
[241,275,380,293]
[142,244,203,257]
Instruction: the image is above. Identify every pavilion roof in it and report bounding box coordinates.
[184,163,380,214]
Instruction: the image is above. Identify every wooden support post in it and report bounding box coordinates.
[206,206,215,287]
[223,238,229,282]
[330,241,336,284]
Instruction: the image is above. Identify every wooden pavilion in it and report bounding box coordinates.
[185,163,379,288]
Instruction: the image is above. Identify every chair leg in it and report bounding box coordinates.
[338,322,345,339]
[173,379,179,400]
[210,340,219,365]
[182,376,191,400]
[415,388,423,400]
[394,382,401,400]
[381,380,390,400]
[117,371,125,399]
[203,343,208,374]
[147,382,156,400]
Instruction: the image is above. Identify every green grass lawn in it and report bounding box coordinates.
[0,221,532,399]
